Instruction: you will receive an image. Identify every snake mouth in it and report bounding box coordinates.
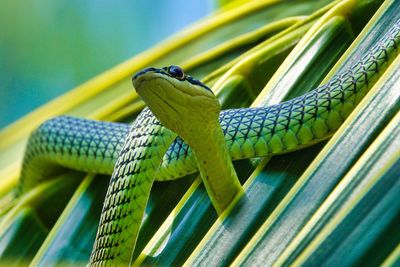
[132,75,148,92]
[135,78,181,121]
[134,74,181,116]
[133,74,167,94]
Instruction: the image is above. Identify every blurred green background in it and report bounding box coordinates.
[0,0,215,129]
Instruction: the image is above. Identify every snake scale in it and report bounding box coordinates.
[17,19,400,266]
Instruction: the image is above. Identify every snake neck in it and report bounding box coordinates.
[188,122,243,214]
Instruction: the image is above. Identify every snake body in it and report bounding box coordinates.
[18,20,400,266]
[89,108,177,265]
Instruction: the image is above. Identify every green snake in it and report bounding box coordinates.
[17,20,400,266]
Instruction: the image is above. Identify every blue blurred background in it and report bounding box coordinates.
[0,0,214,128]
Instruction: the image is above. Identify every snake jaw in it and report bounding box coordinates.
[133,67,221,145]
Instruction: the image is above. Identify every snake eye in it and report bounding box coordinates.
[168,65,185,80]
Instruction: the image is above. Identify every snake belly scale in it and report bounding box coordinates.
[16,19,400,266]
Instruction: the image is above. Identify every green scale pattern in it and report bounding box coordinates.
[158,19,400,179]
[19,116,129,194]
[17,19,400,266]
[20,19,400,192]
[89,108,178,265]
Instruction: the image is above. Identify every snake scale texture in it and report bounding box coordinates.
[17,19,400,266]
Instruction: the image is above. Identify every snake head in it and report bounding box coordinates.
[132,66,221,144]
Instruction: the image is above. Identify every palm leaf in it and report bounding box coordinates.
[0,0,398,266]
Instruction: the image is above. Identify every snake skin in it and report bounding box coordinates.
[89,108,178,265]
[19,117,129,194]
[18,19,400,266]
[159,19,400,179]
